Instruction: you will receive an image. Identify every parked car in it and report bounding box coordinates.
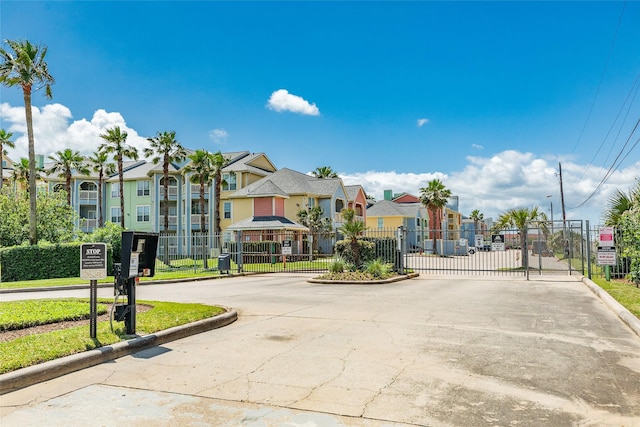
[468,247,477,254]
[479,244,491,251]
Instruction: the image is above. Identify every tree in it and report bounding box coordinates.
[0,187,76,247]
[88,149,116,227]
[208,151,228,238]
[184,149,214,268]
[0,128,15,190]
[99,126,138,228]
[297,206,333,254]
[312,166,338,179]
[143,131,187,232]
[602,182,640,227]
[494,206,547,265]
[47,148,89,206]
[338,207,368,267]
[469,209,484,239]
[419,179,451,254]
[0,39,55,245]
[12,157,42,190]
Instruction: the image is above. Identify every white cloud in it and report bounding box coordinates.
[0,103,149,160]
[471,143,484,150]
[341,151,640,225]
[267,89,320,116]
[417,118,429,127]
[209,128,229,144]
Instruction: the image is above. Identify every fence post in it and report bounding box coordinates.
[586,220,591,279]
[237,230,243,273]
[397,226,405,275]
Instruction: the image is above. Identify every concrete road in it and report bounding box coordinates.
[2,273,640,426]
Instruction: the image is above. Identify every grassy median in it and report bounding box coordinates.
[0,298,225,374]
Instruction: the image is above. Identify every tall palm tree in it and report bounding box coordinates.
[88,149,115,227]
[47,148,89,206]
[495,206,547,265]
[99,126,138,228]
[419,179,451,254]
[0,39,55,244]
[470,209,484,239]
[0,128,15,191]
[143,131,187,232]
[210,151,229,236]
[184,149,214,268]
[312,166,338,179]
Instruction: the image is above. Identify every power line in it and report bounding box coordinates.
[570,0,627,154]
[570,118,640,210]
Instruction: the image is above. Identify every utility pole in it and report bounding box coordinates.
[558,162,567,222]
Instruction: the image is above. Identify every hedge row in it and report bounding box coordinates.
[0,243,113,282]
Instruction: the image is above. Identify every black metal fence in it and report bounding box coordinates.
[151,221,634,280]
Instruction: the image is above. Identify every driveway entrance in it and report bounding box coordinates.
[2,273,639,426]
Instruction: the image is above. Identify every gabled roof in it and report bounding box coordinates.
[106,160,151,181]
[366,200,426,218]
[229,168,341,198]
[223,152,276,175]
[345,184,366,202]
[226,215,308,231]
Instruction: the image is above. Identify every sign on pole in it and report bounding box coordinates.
[599,227,615,247]
[282,240,292,255]
[80,243,108,280]
[597,246,617,266]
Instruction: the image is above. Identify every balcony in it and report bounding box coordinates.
[334,213,364,223]
[159,215,178,226]
[190,184,208,194]
[191,214,209,225]
[79,190,98,201]
[159,186,178,198]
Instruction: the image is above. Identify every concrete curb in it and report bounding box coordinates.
[582,277,640,338]
[307,272,420,285]
[0,309,238,395]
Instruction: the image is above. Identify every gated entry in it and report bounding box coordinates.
[402,220,587,277]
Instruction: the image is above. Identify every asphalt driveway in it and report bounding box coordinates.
[1,273,639,426]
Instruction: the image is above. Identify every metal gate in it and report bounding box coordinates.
[402,220,587,278]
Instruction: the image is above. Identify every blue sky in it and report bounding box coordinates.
[1,1,639,224]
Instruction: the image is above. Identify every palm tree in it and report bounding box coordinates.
[210,151,229,237]
[495,206,547,265]
[47,149,89,206]
[184,149,214,268]
[312,166,338,179]
[469,209,484,239]
[419,179,451,254]
[338,208,368,267]
[602,182,640,227]
[297,206,333,255]
[1,39,55,244]
[0,128,15,191]
[88,149,115,227]
[12,157,42,190]
[143,131,187,232]
[99,126,138,228]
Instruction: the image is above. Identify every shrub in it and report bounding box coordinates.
[334,239,375,268]
[364,258,392,278]
[329,258,346,273]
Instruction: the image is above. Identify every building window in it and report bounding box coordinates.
[137,180,150,196]
[110,207,121,224]
[307,198,315,208]
[111,184,119,198]
[191,200,207,214]
[222,172,237,191]
[377,218,384,229]
[224,202,231,219]
[335,199,344,212]
[137,205,150,222]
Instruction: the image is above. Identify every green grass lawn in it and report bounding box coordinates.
[0,298,225,374]
[592,278,640,318]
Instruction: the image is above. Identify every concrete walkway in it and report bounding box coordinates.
[1,273,640,426]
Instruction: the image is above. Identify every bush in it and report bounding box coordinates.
[329,258,346,273]
[334,239,375,268]
[0,243,113,282]
[364,258,393,278]
[83,222,124,263]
